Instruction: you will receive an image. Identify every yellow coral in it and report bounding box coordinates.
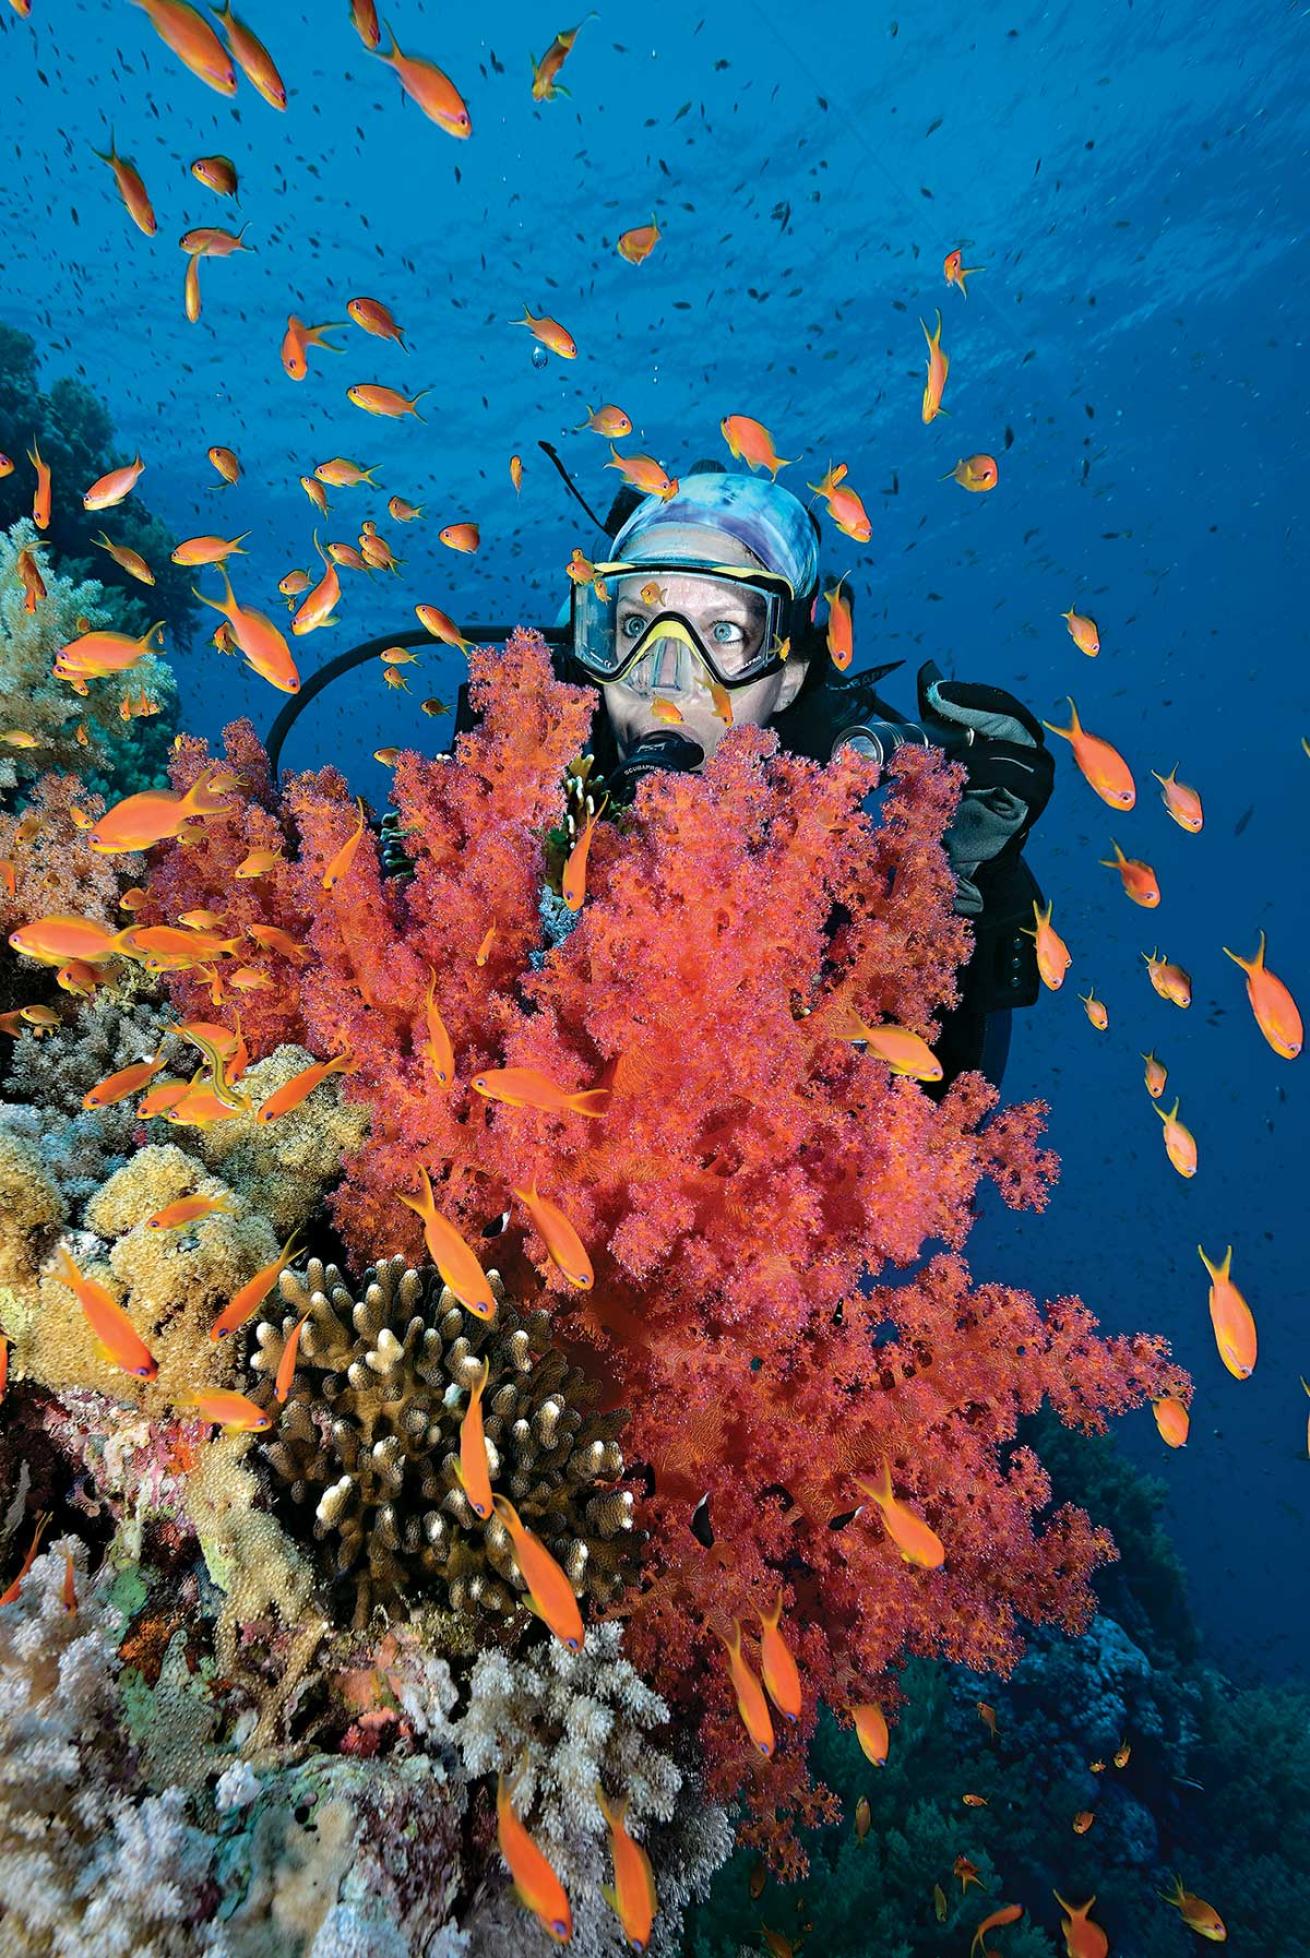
[0,1123,65,1289]
[21,1145,277,1411]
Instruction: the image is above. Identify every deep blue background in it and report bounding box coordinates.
[2,0,1306,1678]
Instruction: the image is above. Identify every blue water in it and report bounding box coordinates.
[3,0,1306,1684]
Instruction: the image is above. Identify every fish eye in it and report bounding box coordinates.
[551,1921,569,1938]
[565,1635,582,1650]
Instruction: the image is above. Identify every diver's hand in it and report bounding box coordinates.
[916,660,1054,916]
[606,728,706,804]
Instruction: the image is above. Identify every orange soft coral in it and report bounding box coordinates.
[140,629,1187,1861]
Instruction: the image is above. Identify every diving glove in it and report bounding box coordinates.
[917,659,1054,917]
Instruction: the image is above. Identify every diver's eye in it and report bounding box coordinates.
[709,620,745,646]
[619,614,647,642]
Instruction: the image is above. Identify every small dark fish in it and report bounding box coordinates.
[690,1493,714,1547]
[1003,427,1015,449]
[1234,804,1255,836]
[920,185,934,198]
[828,1506,861,1532]
[925,116,942,135]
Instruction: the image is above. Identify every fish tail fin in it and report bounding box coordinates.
[410,390,430,422]
[567,1087,611,1117]
[760,1588,783,1632]
[595,1783,626,1830]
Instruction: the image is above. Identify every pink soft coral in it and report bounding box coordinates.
[142,629,1187,1862]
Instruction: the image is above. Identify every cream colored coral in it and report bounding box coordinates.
[0,1124,64,1288]
[21,1146,277,1410]
[190,1046,369,1236]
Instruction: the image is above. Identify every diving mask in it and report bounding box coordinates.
[570,559,800,692]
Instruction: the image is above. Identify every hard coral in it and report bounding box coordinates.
[190,1043,369,1236]
[251,1255,637,1634]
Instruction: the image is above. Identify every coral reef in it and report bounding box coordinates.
[0,772,143,987]
[251,1255,637,1633]
[456,1623,733,1957]
[142,632,1185,1852]
[0,521,177,797]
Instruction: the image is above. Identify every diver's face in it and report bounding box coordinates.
[600,524,809,766]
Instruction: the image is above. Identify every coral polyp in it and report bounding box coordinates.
[250,1254,638,1633]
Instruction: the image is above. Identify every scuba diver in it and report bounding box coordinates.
[269,461,1054,1097]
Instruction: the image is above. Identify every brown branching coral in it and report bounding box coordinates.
[250,1255,638,1635]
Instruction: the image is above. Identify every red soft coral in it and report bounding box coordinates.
[140,630,1187,1865]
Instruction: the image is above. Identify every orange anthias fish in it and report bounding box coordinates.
[210,1231,301,1341]
[212,1,287,110]
[977,1700,999,1740]
[943,247,983,295]
[493,1495,585,1647]
[516,307,577,359]
[1155,1096,1197,1178]
[854,1796,872,1842]
[1062,607,1101,657]
[55,619,166,680]
[511,1172,594,1289]
[146,1192,237,1229]
[274,1311,310,1403]
[179,222,251,257]
[55,1245,158,1378]
[414,606,469,654]
[1078,987,1109,1031]
[476,924,497,966]
[942,454,998,492]
[83,452,145,512]
[716,1618,774,1757]
[322,797,367,891]
[348,0,380,49]
[292,536,341,637]
[130,0,236,95]
[971,1904,1023,1956]
[1143,947,1192,1008]
[254,1052,354,1124]
[597,1786,657,1953]
[235,847,286,878]
[0,1516,50,1609]
[182,1388,272,1432]
[371,23,471,136]
[454,1358,494,1517]
[93,533,154,584]
[1222,931,1302,1059]
[439,522,480,554]
[1042,699,1136,809]
[1113,1739,1131,1768]
[807,461,872,542]
[191,153,238,195]
[839,1009,943,1082]
[9,913,129,967]
[531,15,595,100]
[920,310,950,422]
[721,414,794,478]
[852,1701,889,1767]
[347,295,408,348]
[184,254,203,322]
[470,1065,610,1118]
[1152,1395,1190,1448]
[193,563,300,694]
[92,136,157,236]
[419,967,456,1086]
[1160,1876,1227,1942]
[579,403,632,438]
[824,574,854,670]
[1096,838,1159,904]
[604,448,678,499]
[17,545,47,611]
[399,1167,497,1320]
[88,772,232,854]
[496,1770,573,1944]
[208,444,240,483]
[962,1792,989,1807]
[1052,1893,1109,1958]
[562,804,605,912]
[82,1054,165,1109]
[1073,1810,1095,1834]
[1142,1051,1168,1099]
[282,315,344,381]
[618,215,662,266]
[347,383,429,420]
[28,440,52,528]
[757,1592,802,1722]
[1152,762,1204,832]
[1198,1244,1257,1380]
[246,923,311,964]
[854,1461,946,1568]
